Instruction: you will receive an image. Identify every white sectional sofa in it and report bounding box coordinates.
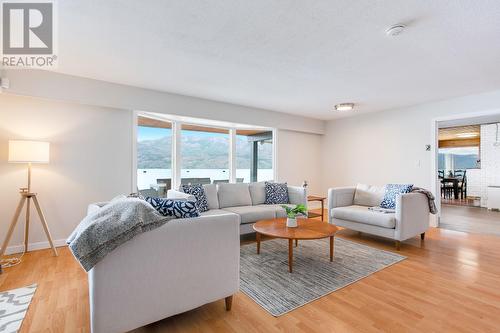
[86,202,239,333]
[328,184,430,249]
[86,181,305,332]
[86,202,240,333]
[168,182,308,234]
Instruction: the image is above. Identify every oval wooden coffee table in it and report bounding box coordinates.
[253,218,339,273]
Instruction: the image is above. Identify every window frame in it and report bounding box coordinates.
[438,146,481,171]
[132,111,276,192]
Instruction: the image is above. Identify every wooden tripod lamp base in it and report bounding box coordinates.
[0,189,58,259]
[1,140,58,261]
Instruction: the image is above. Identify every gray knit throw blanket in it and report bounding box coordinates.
[67,197,172,271]
[412,187,437,214]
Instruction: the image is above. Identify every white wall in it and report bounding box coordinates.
[466,169,481,198]
[480,123,500,207]
[277,129,323,204]
[0,94,133,254]
[321,90,500,194]
[4,69,325,135]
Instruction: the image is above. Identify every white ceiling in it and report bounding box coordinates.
[54,0,500,120]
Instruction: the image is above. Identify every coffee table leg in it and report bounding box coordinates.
[330,236,334,262]
[256,232,261,254]
[288,239,293,273]
[295,239,298,247]
[321,199,324,221]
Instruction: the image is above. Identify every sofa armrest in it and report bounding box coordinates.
[395,192,430,241]
[288,186,307,206]
[328,187,355,222]
[167,189,196,201]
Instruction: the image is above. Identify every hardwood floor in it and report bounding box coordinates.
[2,213,500,332]
[441,197,481,207]
[440,204,500,236]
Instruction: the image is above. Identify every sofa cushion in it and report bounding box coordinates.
[354,184,385,207]
[222,205,276,224]
[380,184,413,209]
[181,184,209,212]
[331,205,396,229]
[257,204,295,218]
[218,183,252,208]
[203,184,219,209]
[249,181,267,205]
[265,182,289,204]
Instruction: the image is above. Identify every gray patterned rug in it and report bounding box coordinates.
[0,284,37,332]
[240,238,405,316]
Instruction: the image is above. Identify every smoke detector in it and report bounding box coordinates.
[386,24,406,37]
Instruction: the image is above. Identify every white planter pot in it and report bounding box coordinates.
[286,217,298,228]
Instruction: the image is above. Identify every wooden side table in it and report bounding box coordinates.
[307,195,326,221]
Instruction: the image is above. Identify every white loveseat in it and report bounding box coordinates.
[328,184,430,249]
[168,182,308,234]
[86,203,240,333]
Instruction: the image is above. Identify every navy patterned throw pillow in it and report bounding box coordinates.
[380,184,414,209]
[144,197,200,218]
[181,184,209,212]
[264,182,289,204]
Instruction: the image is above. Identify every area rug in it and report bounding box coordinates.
[0,284,37,332]
[240,238,405,316]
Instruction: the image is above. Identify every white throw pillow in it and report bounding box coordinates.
[353,184,385,207]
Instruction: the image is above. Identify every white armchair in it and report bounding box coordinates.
[328,186,430,250]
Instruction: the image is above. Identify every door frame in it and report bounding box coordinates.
[430,108,500,227]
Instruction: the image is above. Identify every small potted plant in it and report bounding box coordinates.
[281,204,307,228]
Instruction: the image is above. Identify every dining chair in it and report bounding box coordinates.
[438,170,454,199]
[454,170,467,199]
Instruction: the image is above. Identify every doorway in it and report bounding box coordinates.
[431,110,500,235]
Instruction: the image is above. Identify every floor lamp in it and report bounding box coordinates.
[0,140,58,265]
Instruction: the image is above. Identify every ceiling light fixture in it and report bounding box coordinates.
[386,24,406,37]
[334,103,355,111]
[456,133,479,138]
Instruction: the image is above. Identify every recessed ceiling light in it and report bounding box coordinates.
[456,133,478,138]
[334,103,355,111]
[386,24,406,37]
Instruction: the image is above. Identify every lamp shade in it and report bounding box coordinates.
[8,140,50,163]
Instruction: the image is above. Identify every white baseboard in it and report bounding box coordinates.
[2,239,67,255]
